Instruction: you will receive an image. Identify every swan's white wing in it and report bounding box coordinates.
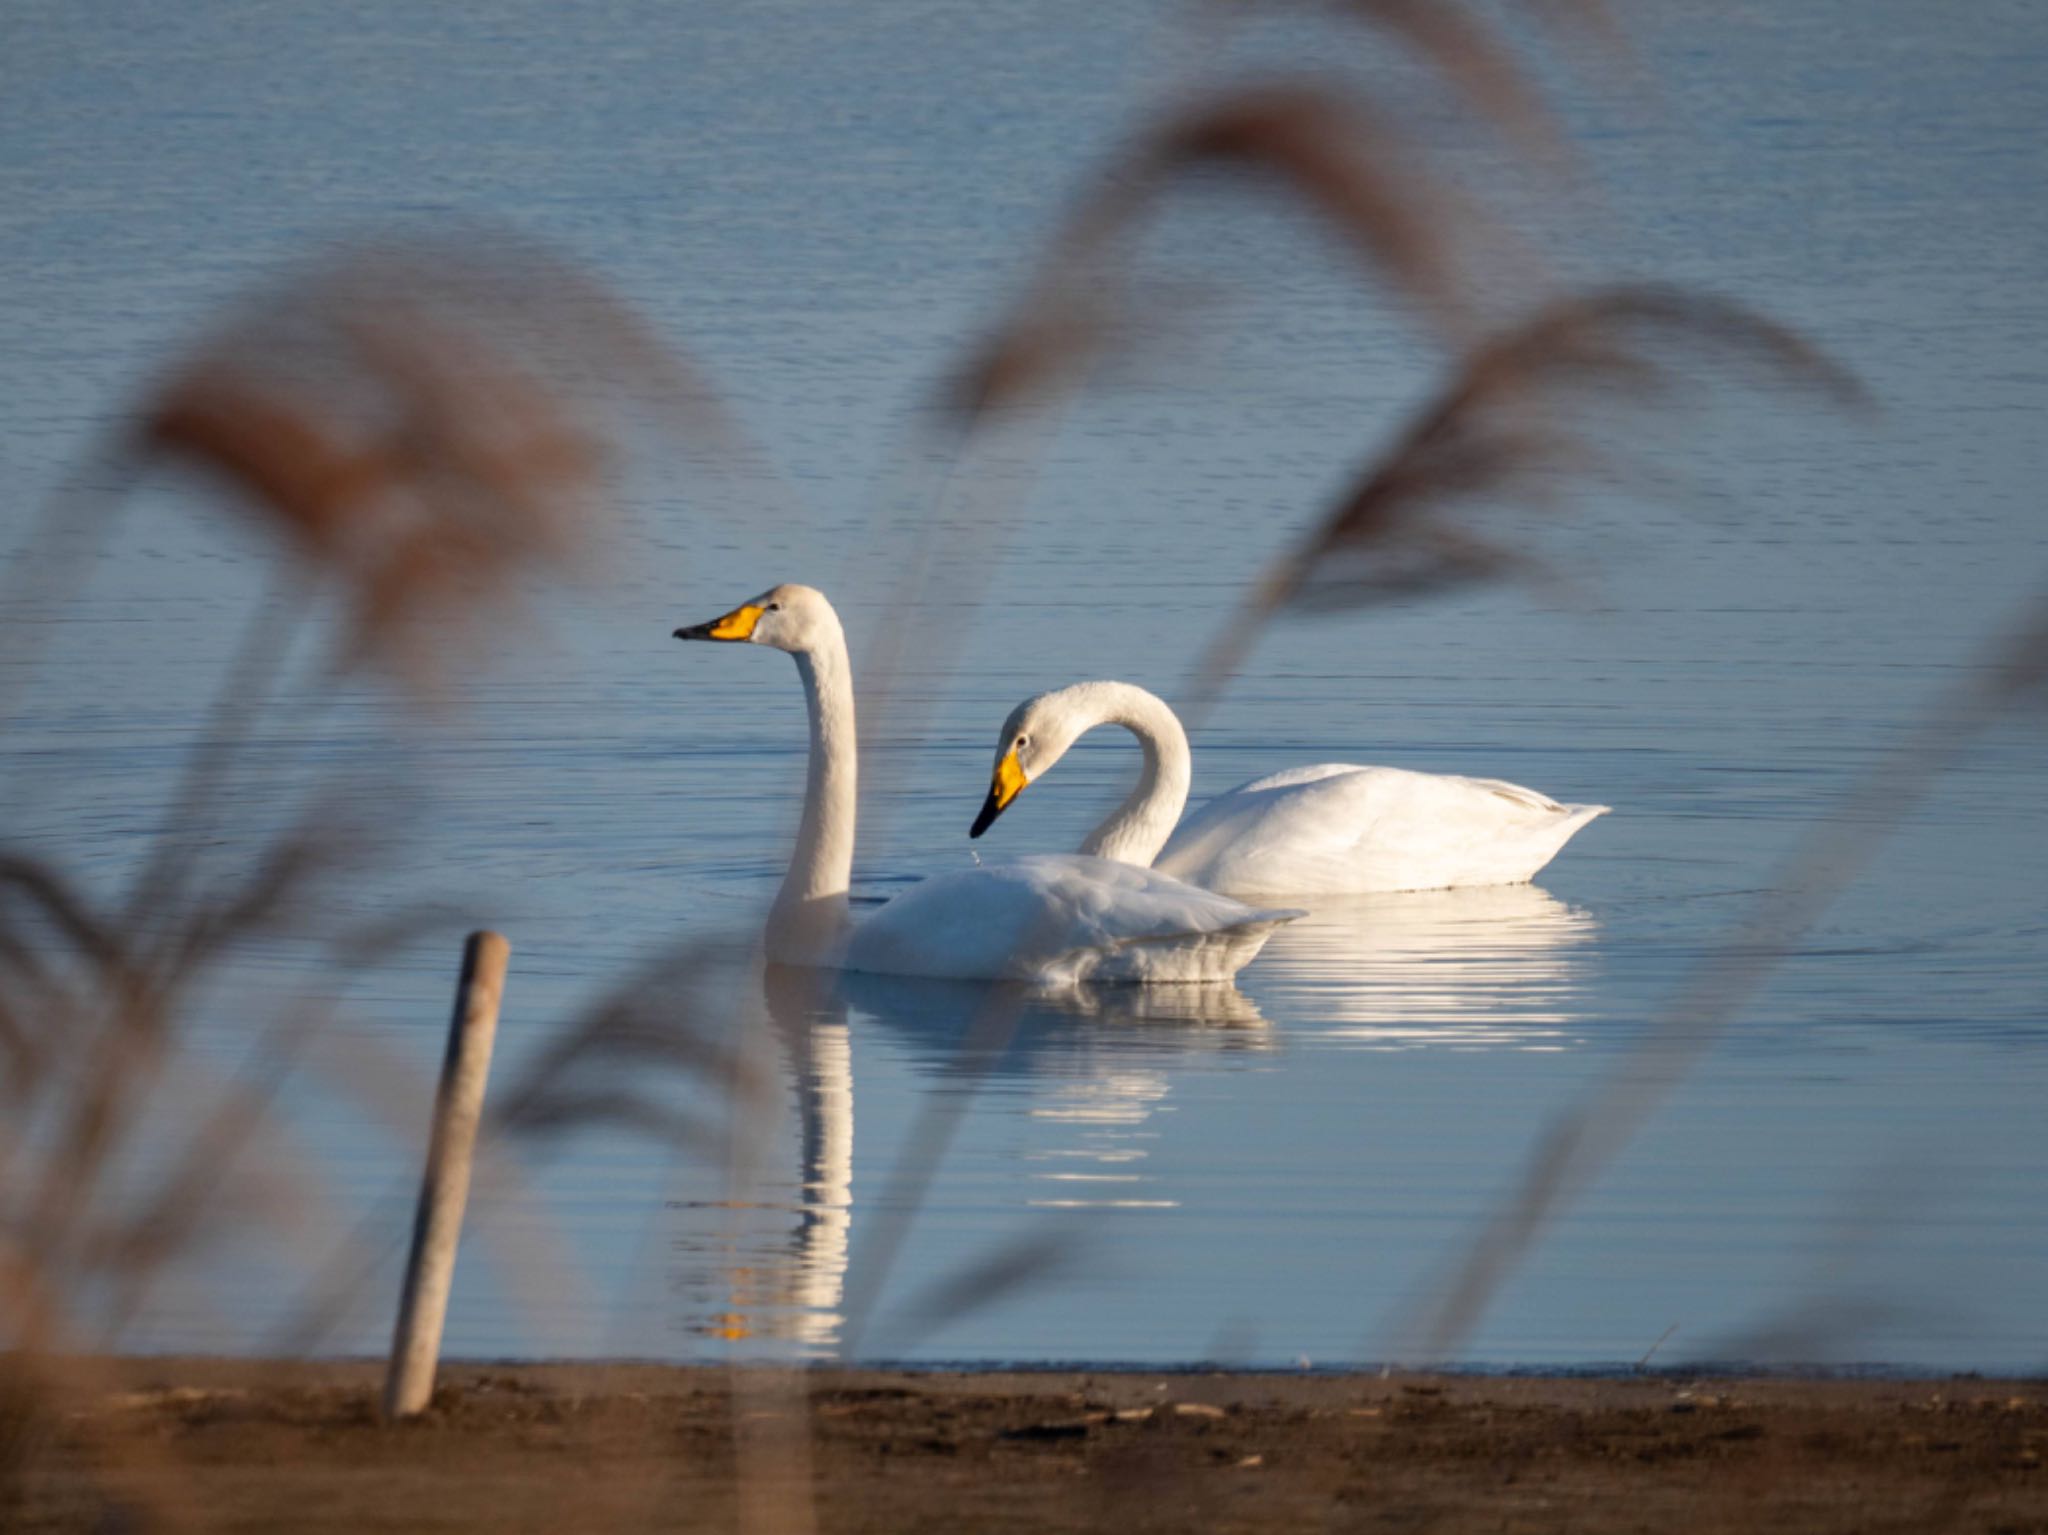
[1156,764,1608,896]
[844,854,1301,985]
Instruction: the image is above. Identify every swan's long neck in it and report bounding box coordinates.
[1074,684,1192,868]
[770,618,858,964]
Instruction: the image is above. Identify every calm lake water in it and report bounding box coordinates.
[2,0,2044,1370]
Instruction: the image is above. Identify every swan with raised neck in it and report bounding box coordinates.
[674,583,856,965]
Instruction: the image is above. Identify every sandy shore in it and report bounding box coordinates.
[8,1359,2045,1532]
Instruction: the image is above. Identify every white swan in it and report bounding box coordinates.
[672,589,1299,984]
[968,680,1608,897]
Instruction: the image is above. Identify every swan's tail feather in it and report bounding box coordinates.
[1048,907,1304,985]
[1494,802,1609,887]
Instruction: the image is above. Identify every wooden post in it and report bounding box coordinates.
[384,930,509,1420]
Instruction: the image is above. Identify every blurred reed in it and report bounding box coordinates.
[1400,580,2048,1361]
[857,0,1592,857]
[0,228,769,1525]
[1187,284,1873,713]
[10,0,2032,1526]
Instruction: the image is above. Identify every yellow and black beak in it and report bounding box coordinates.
[673,603,764,643]
[970,750,1029,838]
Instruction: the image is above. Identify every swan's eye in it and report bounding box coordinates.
[1016,735,1028,748]
[767,602,781,612]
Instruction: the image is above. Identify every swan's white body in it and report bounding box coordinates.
[1158,762,1607,896]
[674,590,1297,984]
[846,854,1292,985]
[973,680,1607,898]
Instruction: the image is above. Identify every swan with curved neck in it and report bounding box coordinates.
[673,588,1300,983]
[970,680,1193,864]
[972,679,1607,897]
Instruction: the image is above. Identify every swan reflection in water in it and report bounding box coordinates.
[849,968,1271,1219]
[676,886,1594,1351]
[677,962,1269,1355]
[1248,883,1600,1051]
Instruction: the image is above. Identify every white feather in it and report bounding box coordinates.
[846,854,1299,984]
[1158,763,1608,896]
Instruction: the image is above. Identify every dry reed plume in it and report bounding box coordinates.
[943,0,1628,423]
[1213,0,1632,160]
[13,0,2026,1527]
[1403,579,2048,1360]
[942,82,1491,422]
[864,2,1593,848]
[0,229,758,1527]
[1191,285,1873,702]
[135,233,747,692]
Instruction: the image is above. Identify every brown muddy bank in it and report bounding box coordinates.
[10,1359,2046,1533]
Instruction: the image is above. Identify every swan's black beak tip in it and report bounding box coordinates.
[969,793,1002,840]
[673,623,709,642]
